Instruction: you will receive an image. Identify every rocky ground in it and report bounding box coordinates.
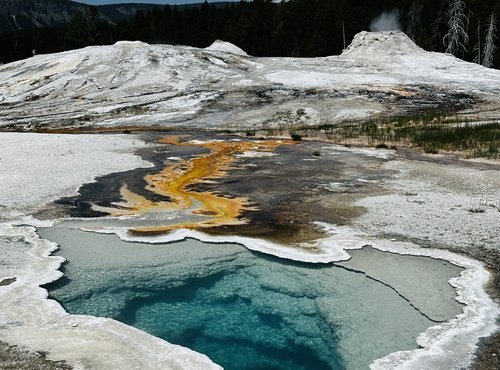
[472,334,500,370]
[0,342,71,370]
[0,32,499,133]
[353,151,500,295]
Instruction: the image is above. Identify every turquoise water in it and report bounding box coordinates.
[114,270,338,370]
[40,223,462,370]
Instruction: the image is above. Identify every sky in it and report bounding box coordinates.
[80,0,238,4]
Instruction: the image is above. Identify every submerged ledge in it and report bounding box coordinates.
[84,222,368,264]
[87,222,499,370]
[367,239,498,370]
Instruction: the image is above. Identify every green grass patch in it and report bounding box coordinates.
[300,115,500,159]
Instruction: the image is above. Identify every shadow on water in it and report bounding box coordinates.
[113,270,229,325]
[44,260,71,290]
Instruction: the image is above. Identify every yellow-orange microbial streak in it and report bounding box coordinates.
[108,136,291,234]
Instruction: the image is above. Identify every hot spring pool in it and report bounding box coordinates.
[39,222,462,370]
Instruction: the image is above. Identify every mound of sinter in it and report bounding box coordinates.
[205,40,248,56]
[341,31,424,57]
[0,31,499,131]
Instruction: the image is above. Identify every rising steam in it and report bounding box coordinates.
[369,10,401,32]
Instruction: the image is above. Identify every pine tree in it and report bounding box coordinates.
[482,13,497,68]
[443,0,469,56]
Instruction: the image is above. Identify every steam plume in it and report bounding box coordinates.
[370,10,401,32]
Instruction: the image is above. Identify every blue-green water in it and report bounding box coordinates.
[39,223,462,370]
[114,271,338,370]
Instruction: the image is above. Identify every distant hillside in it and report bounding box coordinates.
[97,3,160,23]
[98,2,235,22]
[0,0,95,32]
[0,1,235,32]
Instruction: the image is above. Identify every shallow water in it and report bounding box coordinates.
[40,223,463,370]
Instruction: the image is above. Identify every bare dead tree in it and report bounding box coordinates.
[443,0,469,56]
[482,13,497,68]
[461,8,472,58]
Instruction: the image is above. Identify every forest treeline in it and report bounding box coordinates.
[0,0,498,68]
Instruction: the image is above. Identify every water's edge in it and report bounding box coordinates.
[4,217,493,370]
[99,224,500,369]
